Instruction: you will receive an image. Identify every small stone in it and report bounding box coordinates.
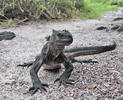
[75,82,82,89]
[88,95,97,100]
[118,76,123,82]
[11,75,19,80]
[104,83,110,87]
[118,97,123,100]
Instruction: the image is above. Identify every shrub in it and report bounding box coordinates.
[0,0,122,21]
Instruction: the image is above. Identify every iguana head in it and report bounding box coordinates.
[47,29,73,46]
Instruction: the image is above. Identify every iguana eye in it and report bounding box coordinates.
[58,34,63,37]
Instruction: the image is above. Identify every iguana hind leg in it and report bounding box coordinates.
[54,62,74,87]
[54,53,74,87]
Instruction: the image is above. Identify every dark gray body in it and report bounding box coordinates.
[18,30,116,95]
[0,31,16,41]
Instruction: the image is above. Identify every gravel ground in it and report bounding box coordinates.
[0,9,123,100]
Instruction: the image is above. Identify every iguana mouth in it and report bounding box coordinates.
[56,38,73,45]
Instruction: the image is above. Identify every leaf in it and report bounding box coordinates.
[8,19,13,25]
[87,84,96,89]
[20,0,23,4]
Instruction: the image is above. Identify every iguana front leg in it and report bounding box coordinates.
[29,55,48,95]
[17,55,40,68]
[54,53,74,86]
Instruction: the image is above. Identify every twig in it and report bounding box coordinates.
[42,11,51,20]
[17,18,29,25]
[12,0,15,8]
[17,1,24,13]
[45,9,54,18]
[51,0,57,12]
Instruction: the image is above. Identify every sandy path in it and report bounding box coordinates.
[0,9,123,100]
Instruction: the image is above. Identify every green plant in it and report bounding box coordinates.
[75,0,118,19]
[7,19,13,24]
[0,0,122,22]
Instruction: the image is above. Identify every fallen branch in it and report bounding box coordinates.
[17,17,29,25]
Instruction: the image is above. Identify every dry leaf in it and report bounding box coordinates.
[87,84,96,89]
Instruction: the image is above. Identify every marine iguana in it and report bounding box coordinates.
[18,30,116,95]
[0,31,15,41]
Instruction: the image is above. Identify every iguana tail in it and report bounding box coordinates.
[64,41,116,59]
[18,42,116,67]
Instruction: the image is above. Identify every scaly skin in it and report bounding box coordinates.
[0,31,16,41]
[20,30,74,95]
[18,29,116,95]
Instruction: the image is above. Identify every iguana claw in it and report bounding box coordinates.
[54,76,74,87]
[29,83,48,95]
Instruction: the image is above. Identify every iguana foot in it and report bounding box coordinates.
[54,75,74,87]
[28,82,48,95]
[71,58,98,64]
[17,61,34,68]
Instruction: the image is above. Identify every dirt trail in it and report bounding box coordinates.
[0,9,123,100]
